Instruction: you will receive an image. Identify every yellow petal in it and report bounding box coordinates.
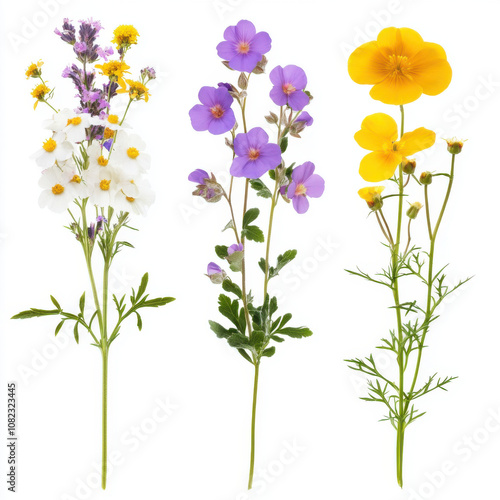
[377,27,424,58]
[398,127,436,156]
[369,73,423,105]
[358,185,385,201]
[354,113,398,151]
[348,41,388,84]
[409,43,452,96]
[359,151,402,182]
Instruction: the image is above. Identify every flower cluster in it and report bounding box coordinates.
[28,19,155,216]
[187,19,324,491]
[346,27,467,488]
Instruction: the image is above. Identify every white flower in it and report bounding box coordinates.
[86,166,120,208]
[63,113,91,143]
[86,142,112,169]
[114,177,155,216]
[32,132,73,169]
[111,132,150,176]
[90,113,129,132]
[42,108,73,132]
[38,164,83,213]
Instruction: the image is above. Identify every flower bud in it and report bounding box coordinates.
[406,202,423,220]
[252,55,268,74]
[402,158,416,175]
[358,186,385,211]
[226,243,244,272]
[206,263,227,284]
[237,72,248,90]
[265,112,279,124]
[420,171,433,185]
[445,138,464,154]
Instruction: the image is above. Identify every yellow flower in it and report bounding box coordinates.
[358,186,385,210]
[355,113,436,182]
[111,25,139,48]
[31,83,51,109]
[348,27,452,105]
[117,79,150,102]
[95,60,130,88]
[26,60,43,79]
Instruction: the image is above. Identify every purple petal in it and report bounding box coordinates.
[207,262,222,275]
[292,161,315,184]
[216,40,236,60]
[292,195,309,214]
[235,20,256,41]
[207,108,235,135]
[188,169,209,184]
[269,85,287,106]
[229,52,261,72]
[198,86,217,107]
[258,143,282,169]
[296,111,313,126]
[233,132,250,157]
[189,104,213,131]
[269,65,284,86]
[215,86,233,108]
[246,127,269,149]
[230,156,251,177]
[222,25,238,43]
[287,181,297,199]
[304,174,325,198]
[228,243,244,254]
[283,65,307,89]
[250,31,271,54]
[243,158,271,179]
[287,90,310,111]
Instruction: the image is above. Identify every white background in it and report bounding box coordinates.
[1,0,499,499]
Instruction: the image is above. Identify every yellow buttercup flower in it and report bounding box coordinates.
[117,79,150,102]
[26,60,43,79]
[358,186,385,210]
[355,113,435,182]
[95,60,131,88]
[111,25,139,48]
[31,83,51,109]
[348,27,452,105]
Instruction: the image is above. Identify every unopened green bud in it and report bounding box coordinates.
[420,171,433,185]
[407,202,423,220]
[445,138,464,154]
[402,158,416,175]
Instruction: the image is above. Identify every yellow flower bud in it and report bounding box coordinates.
[420,171,433,185]
[402,158,416,175]
[407,202,423,220]
[358,186,385,211]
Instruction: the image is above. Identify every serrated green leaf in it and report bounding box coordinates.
[222,279,242,299]
[209,320,234,339]
[218,294,242,332]
[258,258,266,273]
[227,332,252,349]
[249,179,272,199]
[268,169,276,181]
[222,220,234,232]
[242,225,264,243]
[269,250,297,279]
[243,208,260,228]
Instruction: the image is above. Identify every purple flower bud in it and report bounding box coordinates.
[228,243,243,255]
[206,262,227,284]
[141,67,156,81]
[189,170,224,203]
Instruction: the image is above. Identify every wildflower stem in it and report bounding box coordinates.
[101,347,108,490]
[375,211,391,245]
[264,179,280,298]
[240,179,252,336]
[403,219,412,257]
[404,154,456,412]
[378,208,394,247]
[248,361,260,490]
[107,99,133,160]
[42,99,58,113]
[224,194,241,245]
[424,185,432,239]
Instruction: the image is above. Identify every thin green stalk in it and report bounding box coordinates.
[101,346,108,490]
[248,361,260,490]
[264,180,279,297]
[405,154,456,407]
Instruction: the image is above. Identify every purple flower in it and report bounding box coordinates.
[189,86,236,135]
[188,169,224,202]
[296,111,313,127]
[230,127,282,179]
[216,20,271,73]
[74,41,87,53]
[55,18,76,44]
[228,243,243,254]
[270,65,310,111]
[218,82,233,92]
[188,169,210,184]
[206,262,226,284]
[97,46,114,61]
[141,67,156,81]
[286,162,325,214]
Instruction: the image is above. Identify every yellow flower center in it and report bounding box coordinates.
[67,117,82,126]
[237,41,250,54]
[295,183,307,196]
[282,83,296,95]
[107,114,119,124]
[127,147,140,159]
[100,179,111,191]
[387,55,411,77]
[97,155,109,166]
[210,104,225,118]
[70,175,81,183]
[248,148,260,161]
[103,127,115,140]
[51,184,64,195]
[43,138,57,152]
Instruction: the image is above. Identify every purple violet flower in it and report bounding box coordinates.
[188,169,224,202]
[206,262,226,284]
[228,243,244,254]
[270,65,310,111]
[285,162,325,214]
[188,169,210,185]
[189,86,236,135]
[230,127,282,179]
[296,111,313,127]
[216,20,271,73]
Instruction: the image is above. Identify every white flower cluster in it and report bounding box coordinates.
[32,108,155,215]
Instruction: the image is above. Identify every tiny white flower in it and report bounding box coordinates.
[63,113,91,143]
[32,132,73,169]
[86,166,120,208]
[112,132,151,176]
[38,164,82,213]
[114,177,155,216]
[90,113,129,132]
[42,108,73,132]
[86,142,112,169]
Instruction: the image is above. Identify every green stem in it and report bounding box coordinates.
[101,346,108,490]
[264,180,279,297]
[248,361,260,490]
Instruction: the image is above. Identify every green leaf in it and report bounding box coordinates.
[222,220,234,232]
[269,296,278,316]
[250,330,265,349]
[218,294,242,331]
[227,333,252,349]
[258,258,266,273]
[243,208,260,228]
[222,279,242,299]
[238,348,253,363]
[242,225,265,243]
[135,312,143,331]
[79,292,85,314]
[117,241,134,248]
[215,245,229,259]
[140,297,175,308]
[50,296,61,311]
[271,335,285,343]
[268,250,297,279]
[268,169,276,181]
[280,136,288,153]
[209,320,234,339]
[275,326,313,338]
[249,179,272,199]
[137,273,149,299]
[73,322,79,344]
[12,308,60,319]
[55,320,65,336]
[262,346,276,357]
[277,313,292,330]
